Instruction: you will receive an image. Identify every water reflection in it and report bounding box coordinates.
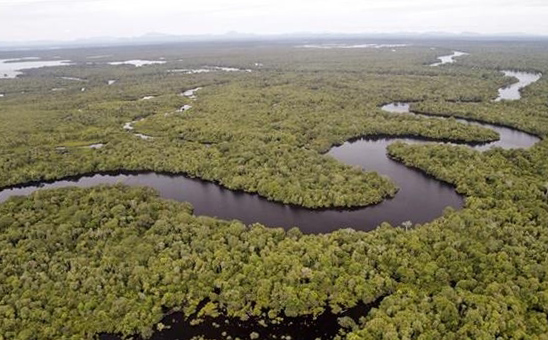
[495,70,542,101]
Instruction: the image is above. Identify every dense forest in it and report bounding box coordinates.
[1,40,548,339]
[0,44,503,208]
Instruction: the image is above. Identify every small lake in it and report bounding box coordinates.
[299,44,408,49]
[0,58,71,78]
[108,60,166,67]
[168,66,252,74]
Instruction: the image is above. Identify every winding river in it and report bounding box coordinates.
[495,70,542,101]
[0,58,543,340]
[0,71,541,234]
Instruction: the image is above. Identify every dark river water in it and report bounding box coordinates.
[0,72,540,234]
[0,64,542,340]
[0,163,465,234]
[99,296,385,340]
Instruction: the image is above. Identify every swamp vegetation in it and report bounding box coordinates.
[1,40,548,339]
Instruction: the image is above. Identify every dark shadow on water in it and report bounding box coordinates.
[98,296,387,340]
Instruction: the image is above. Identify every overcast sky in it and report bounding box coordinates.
[1,0,547,41]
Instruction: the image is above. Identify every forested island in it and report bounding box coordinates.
[1,40,547,339]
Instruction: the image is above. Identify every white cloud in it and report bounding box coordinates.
[0,0,547,41]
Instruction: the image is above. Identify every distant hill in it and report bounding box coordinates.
[1,31,547,51]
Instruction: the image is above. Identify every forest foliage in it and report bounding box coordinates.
[1,41,548,339]
[0,44,504,208]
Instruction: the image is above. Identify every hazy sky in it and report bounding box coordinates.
[1,0,547,41]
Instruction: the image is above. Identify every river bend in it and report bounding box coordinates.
[0,72,541,233]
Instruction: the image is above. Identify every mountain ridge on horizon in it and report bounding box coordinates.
[1,30,547,50]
